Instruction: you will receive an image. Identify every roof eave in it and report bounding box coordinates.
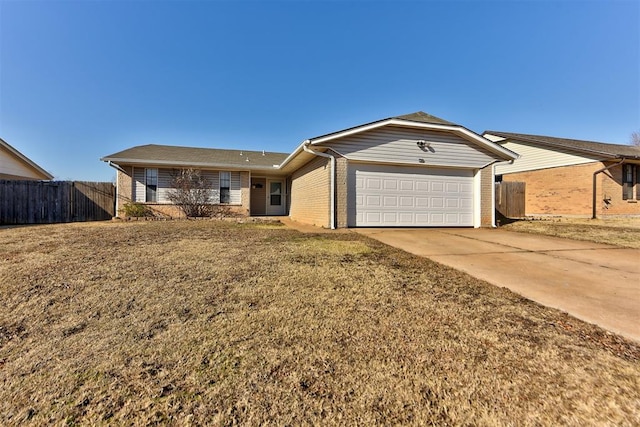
[101,157,282,171]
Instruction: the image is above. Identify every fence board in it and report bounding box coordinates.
[495,181,526,219]
[0,180,115,225]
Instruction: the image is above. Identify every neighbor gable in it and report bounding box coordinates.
[0,139,53,180]
[491,139,603,175]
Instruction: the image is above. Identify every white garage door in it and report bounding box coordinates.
[350,164,474,227]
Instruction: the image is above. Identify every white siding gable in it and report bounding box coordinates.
[495,140,602,175]
[320,126,500,169]
[0,146,44,179]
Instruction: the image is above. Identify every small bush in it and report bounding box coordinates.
[120,202,151,218]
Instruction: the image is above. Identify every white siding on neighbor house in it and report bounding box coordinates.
[321,126,499,169]
[133,167,241,204]
[494,140,601,175]
[0,146,43,179]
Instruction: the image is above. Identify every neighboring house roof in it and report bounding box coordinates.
[101,144,289,171]
[0,138,53,180]
[485,131,640,160]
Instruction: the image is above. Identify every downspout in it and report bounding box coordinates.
[107,161,126,173]
[592,159,625,219]
[491,159,515,227]
[303,141,336,229]
[106,161,126,217]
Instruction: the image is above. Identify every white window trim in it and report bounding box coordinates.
[145,168,158,203]
[219,171,231,204]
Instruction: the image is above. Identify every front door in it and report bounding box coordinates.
[266,180,285,215]
[250,178,266,216]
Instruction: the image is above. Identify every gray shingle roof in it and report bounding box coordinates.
[486,131,640,159]
[308,111,458,142]
[101,144,289,170]
[393,111,455,126]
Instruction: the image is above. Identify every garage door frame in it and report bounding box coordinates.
[347,163,480,227]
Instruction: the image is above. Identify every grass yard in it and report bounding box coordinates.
[1,221,639,425]
[501,217,640,248]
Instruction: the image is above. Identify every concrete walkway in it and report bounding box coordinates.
[356,228,640,343]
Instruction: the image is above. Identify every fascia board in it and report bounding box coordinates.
[101,157,282,172]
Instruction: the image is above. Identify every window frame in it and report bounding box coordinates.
[219,171,231,204]
[269,181,282,206]
[145,168,158,203]
[622,164,636,201]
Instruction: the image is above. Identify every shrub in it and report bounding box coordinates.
[120,202,151,218]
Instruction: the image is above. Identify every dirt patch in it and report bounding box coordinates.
[501,217,640,248]
[0,221,638,425]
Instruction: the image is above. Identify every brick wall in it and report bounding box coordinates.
[240,171,250,216]
[480,167,493,227]
[289,156,331,227]
[335,155,348,228]
[116,167,134,215]
[502,161,640,216]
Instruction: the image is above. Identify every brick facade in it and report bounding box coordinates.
[480,166,494,227]
[335,155,348,228]
[502,161,640,216]
[289,156,331,228]
[116,167,134,215]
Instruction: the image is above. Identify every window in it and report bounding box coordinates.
[220,171,231,204]
[145,168,158,202]
[270,181,282,206]
[622,164,635,200]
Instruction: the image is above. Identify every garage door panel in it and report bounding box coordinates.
[351,164,474,227]
[400,180,415,191]
[383,196,398,207]
[384,180,397,190]
[399,196,415,207]
[431,181,444,192]
[366,195,381,206]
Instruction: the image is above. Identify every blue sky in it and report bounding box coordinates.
[1,0,638,181]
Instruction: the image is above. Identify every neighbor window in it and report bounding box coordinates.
[622,164,636,200]
[220,171,231,204]
[145,168,158,202]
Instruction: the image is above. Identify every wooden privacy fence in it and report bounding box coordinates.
[495,181,526,219]
[0,180,115,224]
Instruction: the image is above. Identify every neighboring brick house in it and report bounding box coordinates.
[0,137,53,180]
[102,112,517,228]
[484,131,640,217]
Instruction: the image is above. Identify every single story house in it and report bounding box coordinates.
[0,137,53,180]
[101,112,518,228]
[484,131,640,217]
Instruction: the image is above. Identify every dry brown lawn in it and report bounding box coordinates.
[1,220,639,426]
[501,217,640,248]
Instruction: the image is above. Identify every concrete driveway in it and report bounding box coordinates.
[356,228,640,343]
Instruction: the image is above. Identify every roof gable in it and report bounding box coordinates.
[307,112,517,160]
[485,131,640,159]
[0,138,53,180]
